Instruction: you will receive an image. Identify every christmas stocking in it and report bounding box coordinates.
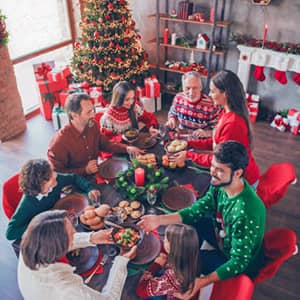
[274,69,287,85]
[293,72,300,86]
[253,66,266,81]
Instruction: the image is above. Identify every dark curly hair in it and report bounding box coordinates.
[19,159,52,196]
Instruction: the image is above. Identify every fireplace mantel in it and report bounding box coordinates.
[237,45,300,90]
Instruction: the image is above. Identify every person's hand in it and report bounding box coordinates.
[120,245,137,260]
[192,129,212,139]
[149,126,159,137]
[137,215,160,233]
[88,189,101,203]
[173,277,204,300]
[154,252,168,267]
[173,151,187,164]
[90,228,113,245]
[85,160,99,174]
[165,118,176,129]
[127,146,145,156]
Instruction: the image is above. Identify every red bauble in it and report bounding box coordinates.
[95,80,102,86]
[121,16,126,22]
[115,58,122,63]
[119,0,125,5]
[92,58,97,64]
[90,21,97,27]
[124,38,129,43]
[94,31,100,38]
[74,42,81,49]
[109,41,115,47]
[144,52,149,59]
[125,29,130,35]
[132,79,137,84]
[84,18,89,24]
[105,15,110,20]
[98,59,105,64]
[136,34,141,40]
[108,3,114,10]
[98,18,103,23]
[116,44,121,50]
[131,20,136,27]
[131,48,136,54]
[81,81,90,89]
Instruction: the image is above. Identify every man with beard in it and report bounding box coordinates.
[138,141,266,292]
[48,93,143,178]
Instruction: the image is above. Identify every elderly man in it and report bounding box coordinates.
[48,92,143,177]
[166,71,222,137]
[138,141,266,294]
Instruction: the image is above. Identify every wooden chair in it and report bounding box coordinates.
[257,162,297,208]
[2,173,22,219]
[254,228,298,284]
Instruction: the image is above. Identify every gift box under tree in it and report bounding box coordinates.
[144,76,161,98]
[52,105,69,130]
[140,95,162,113]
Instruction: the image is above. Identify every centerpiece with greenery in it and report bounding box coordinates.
[115,159,169,201]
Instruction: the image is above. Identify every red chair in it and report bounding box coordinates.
[2,173,23,219]
[257,162,297,208]
[254,228,298,284]
[210,274,254,300]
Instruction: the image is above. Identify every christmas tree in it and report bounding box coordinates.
[71,0,151,94]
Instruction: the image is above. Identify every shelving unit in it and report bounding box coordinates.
[149,0,230,95]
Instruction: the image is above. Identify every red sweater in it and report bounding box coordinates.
[186,112,259,185]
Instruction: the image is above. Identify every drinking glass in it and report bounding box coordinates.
[146,190,158,214]
[159,124,167,139]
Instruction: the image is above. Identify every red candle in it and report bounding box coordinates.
[163,28,169,44]
[135,167,145,186]
[262,24,268,47]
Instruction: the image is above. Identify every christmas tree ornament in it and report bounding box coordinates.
[105,15,110,20]
[93,31,100,38]
[108,3,114,10]
[98,18,103,23]
[253,66,266,81]
[293,72,300,86]
[274,69,288,85]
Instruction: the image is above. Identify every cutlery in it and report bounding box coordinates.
[104,220,124,229]
[84,254,109,284]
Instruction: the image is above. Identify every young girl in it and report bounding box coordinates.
[100,81,158,138]
[136,224,200,300]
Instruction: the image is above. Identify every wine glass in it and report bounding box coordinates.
[146,190,158,214]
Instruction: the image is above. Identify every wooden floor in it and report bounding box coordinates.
[0,112,299,300]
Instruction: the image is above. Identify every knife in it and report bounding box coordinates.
[84,254,109,284]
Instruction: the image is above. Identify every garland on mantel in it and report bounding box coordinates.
[0,10,9,48]
[231,33,300,55]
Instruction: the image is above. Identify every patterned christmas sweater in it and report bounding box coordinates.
[136,262,199,300]
[168,92,223,130]
[100,104,158,137]
[179,181,266,280]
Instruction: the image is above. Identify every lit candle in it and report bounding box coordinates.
[134,167,145,186]
[262,24,268,47]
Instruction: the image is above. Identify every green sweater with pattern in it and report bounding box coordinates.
[6,173,94,241]
[179,180,266,280]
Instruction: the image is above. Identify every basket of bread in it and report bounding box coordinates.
[79,204,111,230]
[165,139,187,154]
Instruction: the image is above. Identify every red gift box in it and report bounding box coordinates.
[144,76,160,98]
[58,91,70,108]
[135,86,146,99]
[47,66,72,82]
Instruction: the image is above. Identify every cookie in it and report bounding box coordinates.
[130,201,141,209]
[130,210,142,219]
[119,200,129,208]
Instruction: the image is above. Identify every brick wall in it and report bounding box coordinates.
[0,46,26,142]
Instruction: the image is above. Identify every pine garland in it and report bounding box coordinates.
[231,33,300,55]
[0,10,9,48]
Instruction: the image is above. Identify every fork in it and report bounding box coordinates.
[84,254,109,284]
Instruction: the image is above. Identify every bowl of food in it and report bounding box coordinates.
[124,128,139,142]
[165,139,188,154]
[112,223,144,250]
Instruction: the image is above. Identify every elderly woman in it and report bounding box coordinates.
[100,81,158,138]
[18,210,136,300]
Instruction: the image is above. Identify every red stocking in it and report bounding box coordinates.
[293,72,300,86]
[274,70,287,85]
[253,66,266,81]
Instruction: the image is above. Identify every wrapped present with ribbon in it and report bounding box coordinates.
[47,66,73,83]
[140,94,162,113]
[287,109,300,135]
[144,76,161,98]
[135,86,146,99]
[37,80,63,120]
[52,105,69,130]
[270,114,289,132]
[69,81,90,93]
[33,61,55,81]
[246,94,260,123]
[89,86,107,107]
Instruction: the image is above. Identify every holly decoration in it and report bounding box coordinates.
[231,33,300,55]
[0,10,9,48]
[115,160,169,201]
[71,0,151,94]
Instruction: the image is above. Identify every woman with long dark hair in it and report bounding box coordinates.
[176,70,259,187]
[136,224,201,300]
[100,81,158,137]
